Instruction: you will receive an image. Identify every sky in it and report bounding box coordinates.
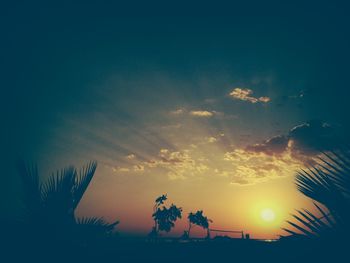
[2,1,350,239]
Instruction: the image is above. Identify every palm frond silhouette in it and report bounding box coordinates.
[18,161,118,244]
[283,148,350,239]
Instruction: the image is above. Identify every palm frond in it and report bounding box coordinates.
[297,209,326,233]
[76,217,119,233]
[291,212,320,234]
[284,205,333,237]
[17,161,120,243]
[17,161,42,214]
[282,227,300,236]
[284,148,350,239]
[313,202,335,227]
[41,167,76,222]
[285,219,314,237]
[72,161,97,210]
[320,151,350,195]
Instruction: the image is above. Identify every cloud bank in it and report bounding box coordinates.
[109,121,343,186]
[229,88,270,103]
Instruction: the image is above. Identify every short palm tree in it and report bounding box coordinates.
[18,161,119,245]
[283,148,350,240]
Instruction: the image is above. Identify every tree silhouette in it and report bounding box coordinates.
[283,148,350,240]
[187,210,212,238]
[18,161,119,245]
[149,194,182,238]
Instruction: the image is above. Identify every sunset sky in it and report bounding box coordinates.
[3,1,350,239]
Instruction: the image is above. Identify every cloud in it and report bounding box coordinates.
[243,120,342,163]
[223,120,343,185]
[224,148,302,185]
[206,136,217,143]
[189,110,214,117]
[141,149,195,170]
[133,164,145,172]
[158,150,195,167]
[112,166,130,173]
[130,149,210,180]
[245,135,289,156]
[144,149,199,179]
[169,108,228,119]
[167,171,186,181]
[288,120,340,156]
[224,149,253,161]
[126,154,136,160]
[160,148,169,154]
[258,96,271,103]
[108,121,341,186]
[170,108,185,115]
[229,88,271,103]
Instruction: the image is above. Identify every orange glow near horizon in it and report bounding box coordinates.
[76,167,315,240]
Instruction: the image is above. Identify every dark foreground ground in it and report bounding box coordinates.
[1,221,347,263]
[2,235,347,263]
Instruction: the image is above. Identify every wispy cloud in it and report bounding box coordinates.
[112,166,130,173]
[170,108,185,115]
[168,107,234,120]
[229,88,270,103]
[170,108,217,117]
[133,164,145,172]
[126,154,136,160]
[245,135,289,156]
[206,136,217,143]
[144,149,200,180]
[189,110,214,117]
[223,148,302,185]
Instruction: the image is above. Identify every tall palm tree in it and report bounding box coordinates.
[283,148,350,240]
[18,161,119,245]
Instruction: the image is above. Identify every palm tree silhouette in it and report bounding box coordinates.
[283,148,350,240]
[18,161,119,245]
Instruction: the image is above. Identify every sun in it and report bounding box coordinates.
[260,208,276,223]
[250,199,286,230]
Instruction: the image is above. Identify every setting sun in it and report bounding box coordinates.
[260,208,276,223]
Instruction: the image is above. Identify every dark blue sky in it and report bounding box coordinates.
[2,1,350,220]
